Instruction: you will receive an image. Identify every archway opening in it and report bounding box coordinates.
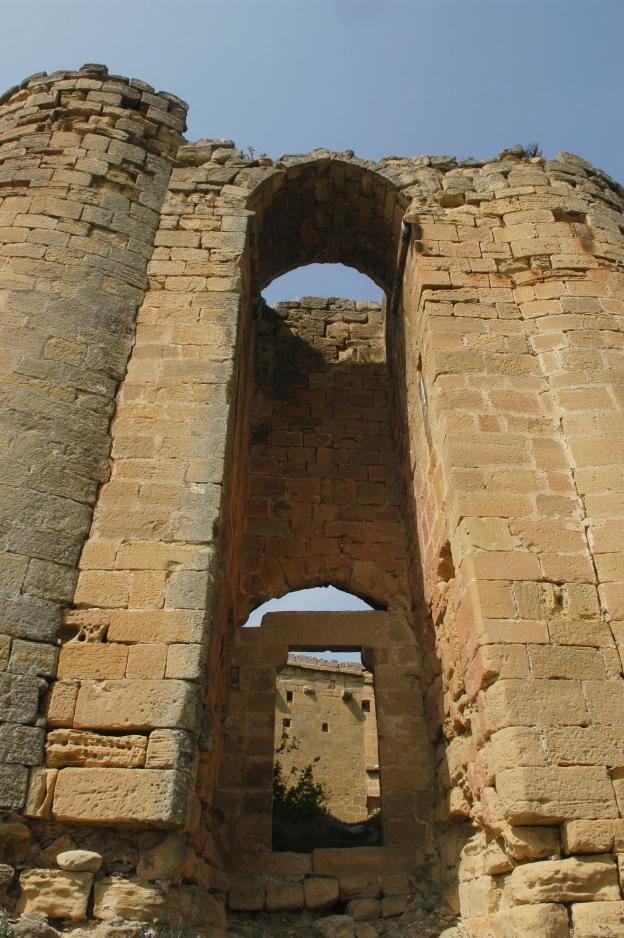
[243,584,372,628]
[213,155,436,902]
[262,263,383,306]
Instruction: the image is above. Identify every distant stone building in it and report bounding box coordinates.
[1,62,624,937]
[275,654,379,823]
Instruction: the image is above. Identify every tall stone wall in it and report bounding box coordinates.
[0,63,624,937]
[391,149,624,931]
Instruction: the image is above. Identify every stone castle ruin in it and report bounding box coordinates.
[1,62,624,936]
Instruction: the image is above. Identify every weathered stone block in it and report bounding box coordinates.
[480,679,588,734]
[467,903,569,937]
[381,894,408,917]
[563,818,624,854]
[136,831,186,880]
[339,876,381,900]
[108,609,202,643]
[458,875,500,919]
[8,639,58,677]
[506,855,619,904]
[265,878,305,911]
[313,847,413,878]
[145,728,196,769]
[501,825,559,862]
[93,876,166,923]
[57,643,128,679]
[345,898,381,920]
[0,764,29,809]
[46,681,78,727]
[228,876,265,911]
[0,722,44,764]
[304,876,340,910]
[571,900,624,937]
[264,851,312,876]
[73,678,201,731]
[25,768,58,818]
[166,642,204,680]
[126,642,167,679]
[17,868,93,922]
[496,766,618,822]
[0,672,40,724]
[46,728,147,768]
[545,723,624,767]
[52,767,191,826]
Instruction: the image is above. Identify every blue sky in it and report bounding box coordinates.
[243,587,370,661]
[3,0,623,301]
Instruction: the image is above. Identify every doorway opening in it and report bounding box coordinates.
[273,646,382,852]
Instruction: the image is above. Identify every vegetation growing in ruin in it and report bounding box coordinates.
[0,911,14,938]
[272,730,329,845]
[272,731,382,851]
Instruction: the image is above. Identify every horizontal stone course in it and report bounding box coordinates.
[52,766,191,826]
[73,678,201,731]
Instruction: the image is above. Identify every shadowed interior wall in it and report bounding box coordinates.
[239,297,411,619]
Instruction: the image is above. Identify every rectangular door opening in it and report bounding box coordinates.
[273,648,382,851]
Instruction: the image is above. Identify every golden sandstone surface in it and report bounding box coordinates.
[1,63,624,936]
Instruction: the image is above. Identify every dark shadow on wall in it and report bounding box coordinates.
[240,298,409,620]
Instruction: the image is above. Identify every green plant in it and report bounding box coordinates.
[273,730,328,819]
[520,141,542,158]
[0,909,15,938]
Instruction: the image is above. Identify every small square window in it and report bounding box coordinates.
[362,699,371,713]
[322,722,329,733]
[286,690,294,703]
[282,718,291,729]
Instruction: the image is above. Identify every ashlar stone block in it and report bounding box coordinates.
[0,765,29,809]
[265,878,305,911]
[0,723,44,764]
[496,765,618,823]
[73,678,200,731]
[17,868,93,922]
[52,766,191,827]
[93,876,166,923]
[46,728,147,768]
[0,672,40,724]
[467,903,569,937]
[506,855,619,904]
[304,876,340,910]
[571,900,624,937]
